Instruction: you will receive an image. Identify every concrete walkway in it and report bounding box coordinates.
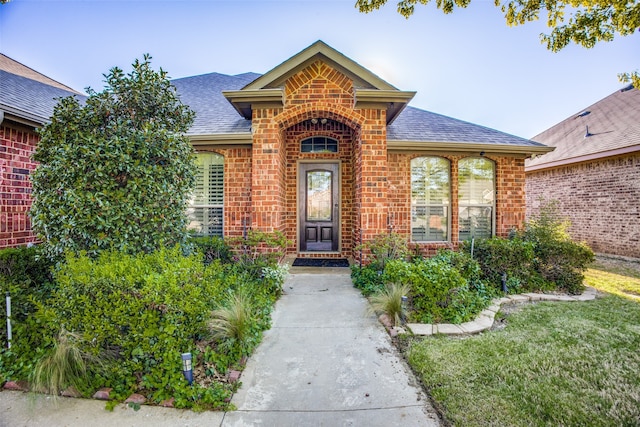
[223,267,440,426]
[0,268,440,427]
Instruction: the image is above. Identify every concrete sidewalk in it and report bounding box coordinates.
[0,268,440,426]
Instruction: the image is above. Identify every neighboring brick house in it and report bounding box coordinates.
[0,54,83,248]
[0,42,552,257]
[526,85,640,259]
[174,41,552,259]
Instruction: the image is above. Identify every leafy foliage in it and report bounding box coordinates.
[462,237,541,293]
[30,55,197,259]
[357,232,409,271]
[523,200,595,294]
[0,246,54,327]
[404,257,490,324]
[0,241,287,409]
[356,253,493,324]
[190,235,233,264]
[351,264,386,296]
[227,230,290,279]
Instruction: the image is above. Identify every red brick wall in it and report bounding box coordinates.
[0,123,39,248]
[526,153,640,259]
[495,156,526,236]
[388,153,526,256]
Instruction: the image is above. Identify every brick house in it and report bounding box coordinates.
[173,41,552,260]
[0,54,83,248]
[526,85,640,259]
[1,42,552,257]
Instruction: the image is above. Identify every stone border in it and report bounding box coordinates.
[403,286,598,336]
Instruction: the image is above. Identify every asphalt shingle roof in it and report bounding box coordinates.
[387,105,545,147]
[0,69,83,124]
[527,85,640,168]
[173,71,544,148]
[2,59,548,150]
[171,72,260,135]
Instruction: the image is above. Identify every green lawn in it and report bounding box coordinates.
[406,259,640,426]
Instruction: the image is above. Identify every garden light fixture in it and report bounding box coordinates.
[181,352,193,385]
[5,292,11,349]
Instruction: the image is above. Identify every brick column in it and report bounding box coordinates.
[355,109,389,244]
[251,108,285,232]
[495,156,526,236]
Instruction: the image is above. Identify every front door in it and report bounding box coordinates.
[299,163,339,251]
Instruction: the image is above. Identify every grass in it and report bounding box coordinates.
[584,257,640,301]
[406,258,640,426]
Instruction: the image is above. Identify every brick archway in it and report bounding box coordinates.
[275,103,364,132]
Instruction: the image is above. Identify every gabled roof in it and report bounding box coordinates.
[526,85,640,171]
[173,69,551,155]
[222,41,416,124]
[243,40,398,91]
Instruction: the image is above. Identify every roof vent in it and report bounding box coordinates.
[576,110,590,118]
[584,125,593,138]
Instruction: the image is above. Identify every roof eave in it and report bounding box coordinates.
[526,144,640,172]
[0,105,47,128]
[355,89,416,124]
[222,89,284,119]
[388,140,555,157]
[189,132,253,146]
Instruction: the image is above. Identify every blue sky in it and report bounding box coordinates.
[1,0,638,138]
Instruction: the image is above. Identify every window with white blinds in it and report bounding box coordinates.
[458,157,495,241]
[187,153,224,236]
[411,157,450,242]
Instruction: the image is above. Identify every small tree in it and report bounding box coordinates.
[31,55,197,258]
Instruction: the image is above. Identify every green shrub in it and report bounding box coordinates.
[407,258,489,324]
[351,264,385,296]
[227,230,290,278]
[30,55,197,259]
[0,246,55,319]
[462,237,541,293]
[430,249,481,283]
[523,200,595,294]
[357,232,409,270]
[190,235,233,264]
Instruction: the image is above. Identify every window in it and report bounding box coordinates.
[411,157,450,241]
[458,157,494,241]
[301,136,338,153]
[187,153,224,236]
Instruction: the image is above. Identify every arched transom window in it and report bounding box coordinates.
[411,157,450,242]
[300,136,338,153]
[458,157,495,241]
